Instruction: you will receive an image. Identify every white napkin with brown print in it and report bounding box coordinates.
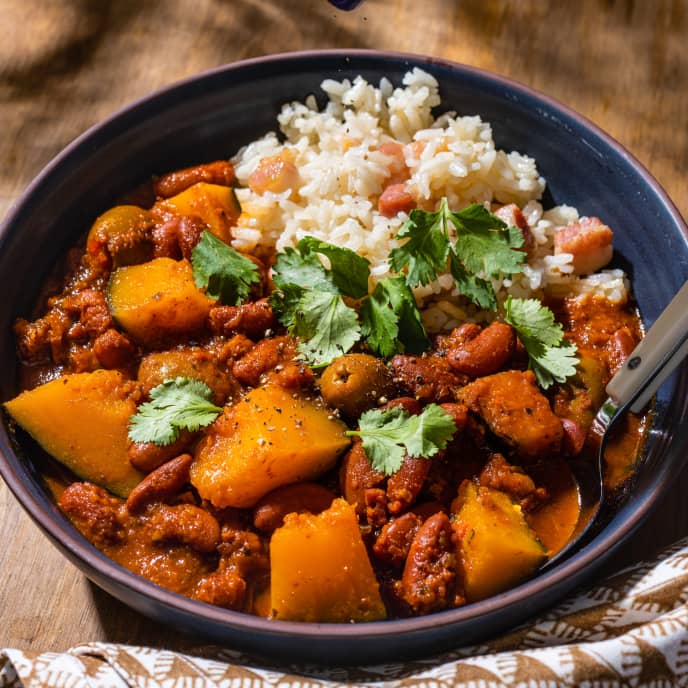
[3,536,688,688]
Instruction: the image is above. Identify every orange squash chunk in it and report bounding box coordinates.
[191,384,350,508]
[4,370,144,498]
[107,257,213,345]
[453,481,546,602]
[270,498,386,622]
[156,182,240,244]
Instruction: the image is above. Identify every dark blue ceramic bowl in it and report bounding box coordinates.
[1,50,687,664]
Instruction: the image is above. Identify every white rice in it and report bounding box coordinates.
[230,69,627,332]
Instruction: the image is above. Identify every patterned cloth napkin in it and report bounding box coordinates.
[3,537,688,688]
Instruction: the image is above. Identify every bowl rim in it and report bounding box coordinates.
[2,47,688,646]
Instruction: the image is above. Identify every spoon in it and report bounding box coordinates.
[542,279,688,569]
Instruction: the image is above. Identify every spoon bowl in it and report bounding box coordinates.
[544,280,688,570]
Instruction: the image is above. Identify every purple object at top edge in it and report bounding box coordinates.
[328,0,364,9]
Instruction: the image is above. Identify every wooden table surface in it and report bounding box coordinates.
[1,0,687,655]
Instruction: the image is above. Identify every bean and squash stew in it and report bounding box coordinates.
[4,159,646,622]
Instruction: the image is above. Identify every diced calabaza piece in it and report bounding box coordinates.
[456,370,563,460]
[5,370,144,498]
[452,481,546,602]
[269,499,386,622]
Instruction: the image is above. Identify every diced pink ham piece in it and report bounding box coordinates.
[554,216,614,275]
[378,183,416,218]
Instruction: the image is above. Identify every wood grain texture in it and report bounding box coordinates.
[1,0,687,653]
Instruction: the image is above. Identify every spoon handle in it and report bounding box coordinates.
[606,280,688,413]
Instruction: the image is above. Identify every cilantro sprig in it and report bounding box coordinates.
[389,203,452,286]
[128,377,222,446]
[192,230,260,305]
[270,237,428,367]
[293,290,362,367]
[295,237,371,299]
[268,202,575,384]
[347,404,457,476]
[360,276,429,358]
[270,238,365,367]
[504,296,579,389]
[390,198,526,310]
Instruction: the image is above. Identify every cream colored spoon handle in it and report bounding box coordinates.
[605,281,688,413]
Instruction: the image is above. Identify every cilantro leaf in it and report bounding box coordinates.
[271,245,335,293]
[361,276,429,357]
[296,237,370,299]
[191,231,260,305]
[448,203,525,308]
[270,236,371,337]
[449,252,498,311]
[389,199,526,310]
[272,237,370,297]
[292,290,361,367]
[449,203,508,232]
[269,282,305,329]
[389,200,452,287]
[403,404,457,458]
[452,208,525,279]
[347,404,457,476]
[128,377,222,446]
[503,296,579,389]
[503,296,564,346]
[360,287,398,359]
[270,245,336,330]
[529,340,579,389]
[270,237,371,366]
